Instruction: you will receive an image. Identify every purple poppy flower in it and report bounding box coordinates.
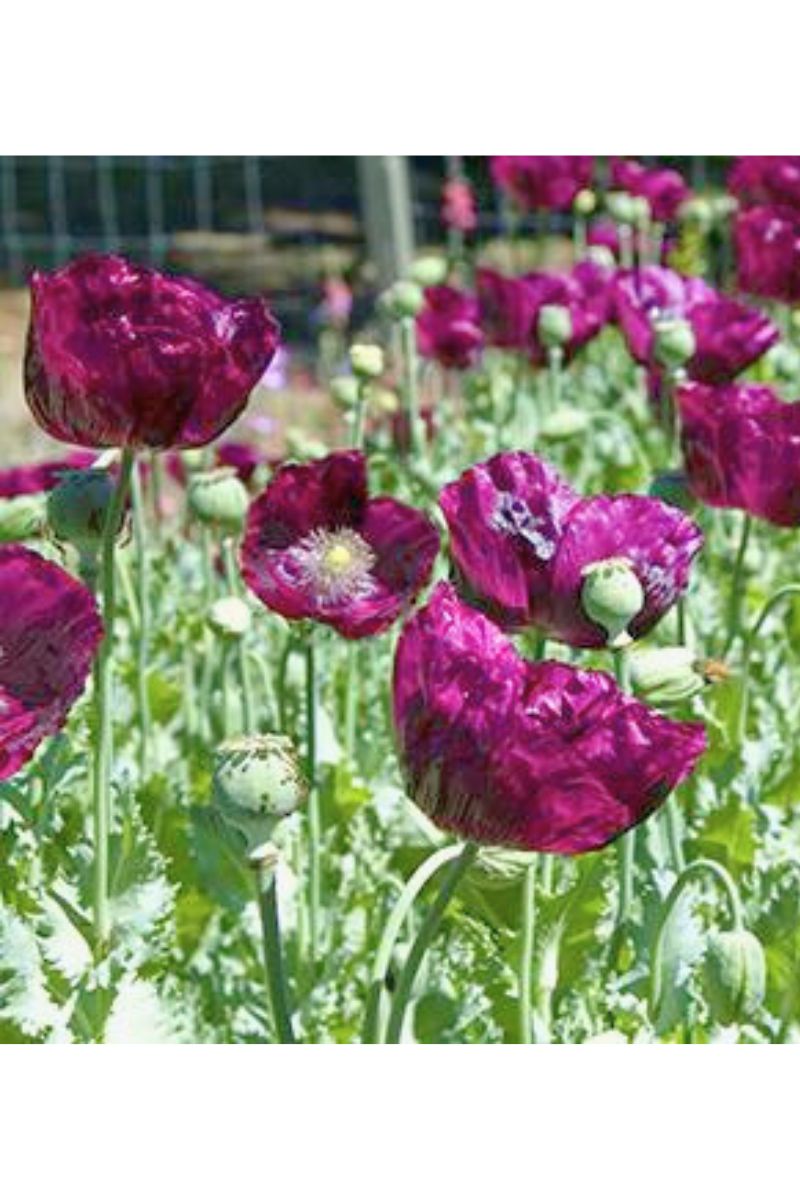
[0,545,102,780]
[240,450,439,639]
[734,206,800,304]
[587,219,622,259]
[416,286,484,370]
[216,440,274,484]
[440,451,702,648]
[393,584,706,854]
[24,253,280,451]
[678,381,800,526]
[614,266,778,383]
[476,269,538,351]
[0,451,95,499]
[610,158,691,223]
[477,265,611,363]
[728,157,800,212]
[490,157,594,213]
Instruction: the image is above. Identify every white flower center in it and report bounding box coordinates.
[291,527,376,606]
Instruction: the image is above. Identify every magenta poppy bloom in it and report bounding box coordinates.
[24,253,280,451]
[216,440,273,484]
[441,179,478,234]
[490,157,593,213]
[0,545,102,780]
[476,269,539,351]
[393,584,705,854]
[240,450,439,639]
[587,219,622,259]
[678,381,800,526]
[728,157,800,211]
[614,266,778,383]
[610,158,690,223]
[0,451,95,499]
[416,286,484,370]
[440,451,702,647]
[734,206,800,303]
[477,264,611,362]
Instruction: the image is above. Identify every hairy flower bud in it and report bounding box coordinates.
[349,343,384,380]
[409,255,449,288]
[538,304,573,350]
[381,280,424,320]
[208,596,251,640]
[213,734,308,851]
[573,188,597,217]
[0,493,48,543]
[629,646,707,706]
[580,557,645,648]
[330,376,361,411]
[47,469,118,554]
[653,317,696,371]
[703,929,766,1025]
[188,468,249,533]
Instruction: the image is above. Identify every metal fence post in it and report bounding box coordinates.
[357,156,415,288]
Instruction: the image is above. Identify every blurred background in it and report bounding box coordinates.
[0,155,729,464]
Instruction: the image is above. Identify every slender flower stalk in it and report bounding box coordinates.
[518,858,539,1044]
[400,316,422,458]
[252,849,296,1043]
[222,537,255,733]
[305,633,321,967]
[722,513,753,657]
[129,461,152,780]
[609,646,635,970]
[738,584,800,743]
[92,447,136,957]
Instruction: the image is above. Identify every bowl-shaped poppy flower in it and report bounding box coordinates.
[614,266,778,383]
[24,253,281,450]
[678,381,800,526]
[440,451,702,647]
[416,286,484,370]
[728,157,800,212]
[477,264,612,362]
[240,450,439,639]
[0,451,95,499]
[490,157,594,213]
[393,584,706,854]
[0,545,103,780]
[610,158,691,223]
[734,206,800,303]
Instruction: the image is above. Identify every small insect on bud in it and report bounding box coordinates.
[380,280,424,320]
[349,343,385,380]
[409,255,450,288]
[573,188,597,217]
[330,376,361,411]
[188,468,249,534]
[47,469,118,555]
[213,734,308,853]
[0,493,48,543]
[539,405,591,441]
[653,317,696,372]
[629,646,707,707]
[649,469,696,514]
[581,557,645,648]
[538,304,573,350]
[703,929,766,1025]
[208,596,251,640]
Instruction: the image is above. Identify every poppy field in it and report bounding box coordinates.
[4,155,800,1044]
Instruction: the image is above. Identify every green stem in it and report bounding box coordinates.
[738,584,800,744]
[384,841,479,1043]
[305,634,321,968]
[649,857,744,1019]
[518,859,539,1044]
[721,513,753,657]
[363,842,465,1044]
[222,537,255,733]
[130,460,152,781]
[91,447,135,959]
[343,642,359,762]
[609,646,635,968]
[547,346,564,414]
[253,856,296,1043]
[353,380,368,451]
[400,316,422,458]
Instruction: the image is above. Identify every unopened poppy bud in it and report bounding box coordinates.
[538,304,573,350]
[213,734,308,852]
[349,343,384,380]
[629,646,706,706]
[381,280,424,320]
[653,317,696,371]
[765,342,800,382]
[181,448,208,474]
[409,255,449,288]
[581,557,645,648]
[539,405,591,441]
[371,387,400,416]
[0,493,48,542]
[711,194,738,223]
[188,468,249,533]
[208,596,251,640]
[630,195,651,229]
[703,929,766,1025]
[586,245,616,270]
[606,191,638,226]
[679,197,713,231]
[47,469,118,554]
[649,469,696,513]
[330,376,361,410]
[573,188,596,217]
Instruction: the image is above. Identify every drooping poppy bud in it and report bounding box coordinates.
[629,646,708,707]
[703,930,766,1025]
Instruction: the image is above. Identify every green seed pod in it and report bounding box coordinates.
[187,468,249,534]
[47,469,118,555]
[629,195,651,230]
[330,376,361,411]
[629,646,707,707]
[349,343,385,380]
[765,342,800,383]
[653,317,696,371]
[539,405,591,441]
[409,255,449,288]
[703,930,766,1025]
[213,734,308,852]
[648,469,697,513]
[0,493,48,543]
[380,280,424,320]
[208,596,251,640]
[538,304,573,350]
[580,557,645,648]
[679,196,714,231]
[605,191,638,226]
[573,188,597,217]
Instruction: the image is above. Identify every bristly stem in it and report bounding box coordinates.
[129,459,152,781]
[384,841,479,1043]
[222,537,255,733]
[518,858,539,1044]
[722,512,753,658]
[253,853,296,1043]
[609,646,635,970]
[305,633,321,970]
[92,446,135,960]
